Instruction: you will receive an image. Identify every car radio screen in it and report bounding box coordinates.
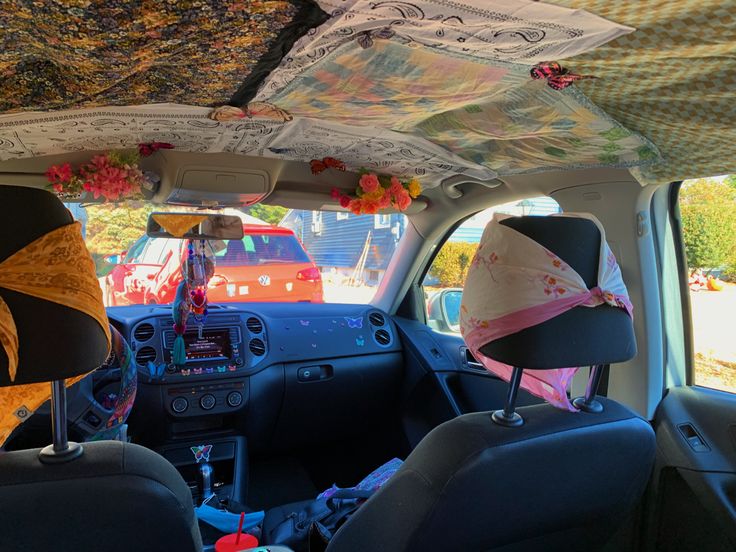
[184,330,231,360]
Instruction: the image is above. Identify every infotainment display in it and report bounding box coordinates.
[184,329,231,360]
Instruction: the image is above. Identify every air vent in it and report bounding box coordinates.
[249,338,266,356]
[246,317,263,334]
[133,323,155,342]
[368,312,385,327]
[135,346,157,366]
[374,329,391,346]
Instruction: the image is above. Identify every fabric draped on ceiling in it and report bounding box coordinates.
[546,0,736,184]
[0,0,328,113]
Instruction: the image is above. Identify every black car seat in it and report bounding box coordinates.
[324,215,656,552]
[0,186,202,552]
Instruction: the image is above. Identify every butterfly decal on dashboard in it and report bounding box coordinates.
[530,62,594,90]
[345,316,363,329]
[310,157,347,175]
[191,444,213,464]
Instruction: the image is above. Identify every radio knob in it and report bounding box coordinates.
[171,397,189,414]
[227,391,243,408]
[200,394,216,411]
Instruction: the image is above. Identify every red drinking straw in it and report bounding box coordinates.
[235,512,245,545]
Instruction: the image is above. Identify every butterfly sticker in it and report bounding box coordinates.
[245,101,293,123]
[310,157,347,175]
[530,62,594,91]
[191,444,213,464]
[345,316,363,329]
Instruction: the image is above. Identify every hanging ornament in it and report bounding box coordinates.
[171,239,215,368]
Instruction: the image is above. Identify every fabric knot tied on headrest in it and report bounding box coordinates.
[460,213,632,411]
[0,222,111,381]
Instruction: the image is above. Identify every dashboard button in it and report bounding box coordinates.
[200,394,216,410]
[227,391,243,408]
[171,397,189,414]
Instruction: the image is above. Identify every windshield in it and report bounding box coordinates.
[75,202,406,306]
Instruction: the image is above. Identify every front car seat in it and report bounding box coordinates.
[327,214,656,552]
[0,186,202,551]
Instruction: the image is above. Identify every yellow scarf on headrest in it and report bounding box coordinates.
[0,222,111,382]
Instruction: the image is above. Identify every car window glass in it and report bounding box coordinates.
[678,175,736,393]
[423,197,560,333]
[124,236,148,263]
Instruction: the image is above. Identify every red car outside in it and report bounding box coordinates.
[104,225,323,306]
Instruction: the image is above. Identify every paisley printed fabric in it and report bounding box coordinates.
[0,222,111,381]
[460,212,632,411]
[255,0,634,99]
[269,40,660,175]
[0,1,324,113]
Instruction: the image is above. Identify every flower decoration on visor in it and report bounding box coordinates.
[45,150,153,201]
[330,170,422,215]
[530,62,595,90]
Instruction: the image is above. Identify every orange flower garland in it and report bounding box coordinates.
[331,171,422,215]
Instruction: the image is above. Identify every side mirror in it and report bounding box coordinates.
[103,253,122,265]
[427,288,463,333]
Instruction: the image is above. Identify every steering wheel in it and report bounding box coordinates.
[67,325,138,441]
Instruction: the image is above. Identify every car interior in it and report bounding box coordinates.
[0,1,735,552]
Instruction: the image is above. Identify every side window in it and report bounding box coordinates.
[423,197,560,333]
[124,236,148,263]
[678,176,736,393]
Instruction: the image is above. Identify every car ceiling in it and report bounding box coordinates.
[0,0,734,215]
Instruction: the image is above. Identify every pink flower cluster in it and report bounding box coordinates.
[45,152,146,202]
[330,172,421,215]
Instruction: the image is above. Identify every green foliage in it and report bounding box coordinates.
[429,241,479,288]
[245,204,288,225]
[85,202,154,257]
[680,179,736,272]
[725,174,736,191]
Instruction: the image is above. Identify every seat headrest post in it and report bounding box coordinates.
[38,380,83,464]
[491,367,524,427]
[572,365,605,414]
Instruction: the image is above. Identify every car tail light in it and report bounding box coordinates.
[208,274,229,288]
[296,267,322,282]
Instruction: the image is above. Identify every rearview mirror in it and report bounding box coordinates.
[427,288,463,333]
[146,213,244,240]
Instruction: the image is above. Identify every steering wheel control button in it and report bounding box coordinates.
[171,397,189,414]
[200,394,217,410]
[226,391,243,408]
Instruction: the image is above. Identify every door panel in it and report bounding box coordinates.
[650,386,736,550]
[394,317,542,447]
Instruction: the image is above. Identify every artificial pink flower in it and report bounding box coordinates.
[330,187,341,200]
[339,195,352,209]
[359,173,381,195]
[389,176,403,196]
[394,188,412,211]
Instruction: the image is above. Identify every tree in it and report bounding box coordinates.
[679,179,736,273]
[245,204,288,225]
[85,202,155,257]
[429,241,479,287]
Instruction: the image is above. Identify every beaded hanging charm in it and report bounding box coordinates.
[171,239,215,367]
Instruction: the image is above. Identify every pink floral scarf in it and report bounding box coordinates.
[460,213,632,411]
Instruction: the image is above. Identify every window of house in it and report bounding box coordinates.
[311,210,323,234]
[678,175,736,393]
[336,211,349,221]
[423,197,560,333]
[374,214,391,229]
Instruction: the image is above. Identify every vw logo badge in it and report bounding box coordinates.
[258,275,271,286]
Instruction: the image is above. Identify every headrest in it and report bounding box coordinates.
[483,215,636,368]
[0,186,110,387]
[460,213,636,411]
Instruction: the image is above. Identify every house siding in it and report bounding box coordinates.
[281,210,403,272]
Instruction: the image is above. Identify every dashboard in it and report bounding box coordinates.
[106,303,403,432]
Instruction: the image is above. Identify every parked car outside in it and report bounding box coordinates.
[104,224,323,306]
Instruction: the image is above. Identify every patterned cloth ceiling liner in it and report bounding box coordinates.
[267,38,660,175]
[0,104,496,183]
[0,0,328,114]
[254,0,635,99]
[545,0,736,184]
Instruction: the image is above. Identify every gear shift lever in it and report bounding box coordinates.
[199,462,216,504]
